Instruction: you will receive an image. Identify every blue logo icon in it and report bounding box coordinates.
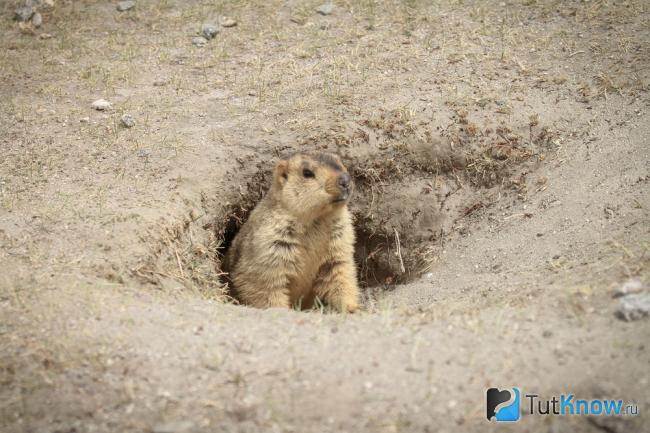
[487,387,521,422]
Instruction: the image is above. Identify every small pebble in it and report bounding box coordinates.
[40,0,56,9]
[617,293,650,322]
[201,23,219,39]
[221,17,237,27]
[192,36,208,47]
[39,33,53,40]
[91,99,112,110]
[14,6,34,22]
[120,114,135,128]
[316,3,335,15]
[117,1,135,12]
[80,117,90,123]
[32,12,42,28]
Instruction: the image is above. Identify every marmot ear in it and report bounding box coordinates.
[274,160,288,187]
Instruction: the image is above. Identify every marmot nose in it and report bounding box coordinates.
[338,173,351,190]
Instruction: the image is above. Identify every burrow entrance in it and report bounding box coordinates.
[205,165,424,295]
[211,168,430,291]
[136,110,557,303]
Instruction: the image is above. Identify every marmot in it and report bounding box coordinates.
[223,152,360,312]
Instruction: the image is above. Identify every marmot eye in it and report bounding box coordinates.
[302,168,315,178]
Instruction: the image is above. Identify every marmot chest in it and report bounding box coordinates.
[287,221,334,296]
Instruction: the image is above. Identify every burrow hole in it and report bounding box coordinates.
[212,167,427,298]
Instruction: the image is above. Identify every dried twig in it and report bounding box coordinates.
[174,248,185,278]
[394,228,406,274]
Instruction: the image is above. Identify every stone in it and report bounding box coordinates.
[15,6,34,22]
[316,3,335,15]
[192,36,208,47]
[201,23,219,39]
[221,17,237,27]
[616,293,650,321]
[31,12,42,28]
[120,114,135,128]
[117,1,135,12]
[91,99,112,111]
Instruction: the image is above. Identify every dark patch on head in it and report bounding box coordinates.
[272,240,298,250]
[283,151,345,172]
[314,153,344,172]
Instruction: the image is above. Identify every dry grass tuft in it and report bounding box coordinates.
[133,168,272,301]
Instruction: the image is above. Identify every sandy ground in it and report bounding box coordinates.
[1,1,649,432]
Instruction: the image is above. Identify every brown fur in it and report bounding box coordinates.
[222,152,360,312]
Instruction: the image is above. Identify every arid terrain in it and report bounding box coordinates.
[1,0,649,432]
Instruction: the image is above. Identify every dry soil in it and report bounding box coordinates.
[1,1,649,432]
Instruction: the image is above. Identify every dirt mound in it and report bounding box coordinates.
[135,109,557,303]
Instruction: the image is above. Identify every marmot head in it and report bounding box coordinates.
[272,152,352,221]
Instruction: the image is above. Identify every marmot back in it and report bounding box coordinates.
[223,152,360,312]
